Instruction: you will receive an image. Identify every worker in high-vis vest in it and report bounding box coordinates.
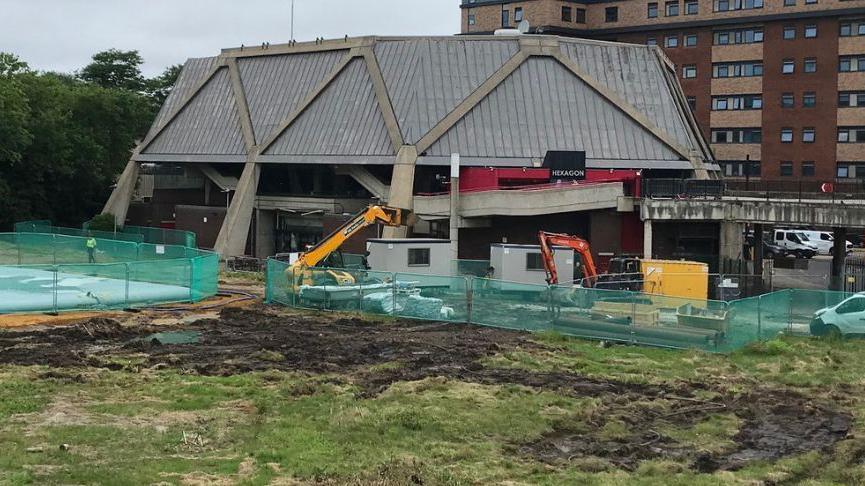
[86,235,97,263]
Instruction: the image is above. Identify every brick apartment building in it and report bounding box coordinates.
[461,0,865,181]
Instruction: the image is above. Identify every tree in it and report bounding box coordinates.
[79,49,146,92]
[146,64,183,106]
[0,52,29,77]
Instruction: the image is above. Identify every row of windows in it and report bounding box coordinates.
[781,128,817,143]
[781,92,817,108]
[840,20,865,37]
[712,61,763,78]
[561,6,587,23]
[840,56,865,72]
[782,58,818,74]
[838,163,865,179]
[711,128,762,144]
[720,160,761,177]
[783,24,819,39]
[838,127,865,143]
[840,92,865,107]
[714,28,763,45]
[650,33,698,47]
[714,0,763,12]
[647,0,699,18]
[712,94,762,110]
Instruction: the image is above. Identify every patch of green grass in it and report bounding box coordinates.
[661,413,741,454]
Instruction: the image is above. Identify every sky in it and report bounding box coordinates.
[1,0,461,77]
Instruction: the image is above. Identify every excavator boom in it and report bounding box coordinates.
[538,231,599,285]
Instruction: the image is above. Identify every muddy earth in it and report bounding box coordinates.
[0,306,853,472]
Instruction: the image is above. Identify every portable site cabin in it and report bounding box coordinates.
[489,244,575,286]
[367,239,452,275]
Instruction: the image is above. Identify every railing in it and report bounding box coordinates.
[642,178,865,202]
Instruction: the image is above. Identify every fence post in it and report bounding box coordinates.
[52,265,59,314]
[756,294,762,341]
[466,276,473,324]
[391,272,397,318]
[188,258,195,303]
[125,262,131,309]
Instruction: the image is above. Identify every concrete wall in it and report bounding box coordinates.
[490,244,575,285]
[642,198,865,227]
[367,239,452,275]
[175,205,227,250]
[458,213,590,260]
[255,209,276,258]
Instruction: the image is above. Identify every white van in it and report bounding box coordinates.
[798,230,853,256]
[773,230,818,258]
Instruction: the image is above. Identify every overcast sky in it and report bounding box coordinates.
[2,0,461,77]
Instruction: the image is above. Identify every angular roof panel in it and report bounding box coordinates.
[264,58,393,156]
[238,50,347,145]
[144,56,218,142]
[374,38,519,144]
[144,67,245,156]
[427,57,682,161]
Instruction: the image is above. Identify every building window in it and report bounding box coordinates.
[562,6,572,22]
[805,24,817,38]
[781,93,794,107]
[666,0,680,16]
[526,252,545,271]
[712,61,763,77]
[841,23,852,36]
[803,128,816,143]
[839,55,865,72]
[805,0,816,4]
[802,162,816,177]
[804,58,817,73]
[783,26,796,40]
[712,94,762,110]
[713,28,763,45]
[838,164,850,178]
[514,7,524,22]
[647,36,658,46]
[687,96,697,110]
[711,128,762,143]
[666,35,679,47]
[782,59,795,74]
[685,33,698,46]
[467,14,476,25]
[606,7,618,22]
[408,248,431,266]
[803,92,816,107]
[781,128,794,142]
[576,8,586,23]
[784,0,796,5]
[839,91,865,107]
[648,2,658,18]
[780,161,794,177]
[501,9,509,27]
[838,127,865,143]
[715,0,763,12]
[683,65,697,78]
[686,0,699,14]
[720,160,761,177]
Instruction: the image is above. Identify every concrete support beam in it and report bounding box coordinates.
[831,227,848,291]
[102,160,140,227]
[720,221,746,261]
[214,159,260,257]
[383,145,418,238]
[643,220,653,259]
[753,223,764,279]
[255,209,276,258]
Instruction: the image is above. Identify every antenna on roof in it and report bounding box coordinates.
[517,19,531,34]
[290,0,295,41]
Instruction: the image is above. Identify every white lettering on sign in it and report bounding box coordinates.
[552,169,586,178]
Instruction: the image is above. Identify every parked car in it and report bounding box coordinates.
[773,230,818,259]
[762,238,788,259]
[811,293,865,337]
[798,230,853,256]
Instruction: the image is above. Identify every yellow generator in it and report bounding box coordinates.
[639,259,709,300]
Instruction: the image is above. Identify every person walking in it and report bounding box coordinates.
[86,235,97,264]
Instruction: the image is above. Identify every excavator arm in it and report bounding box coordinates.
[291,205,412,272]
[538,231,599,285]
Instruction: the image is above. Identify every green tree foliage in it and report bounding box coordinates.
[147,64,183,106]
[0,50,181,230]
[87,213,118,232]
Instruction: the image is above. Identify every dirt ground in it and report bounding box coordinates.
[0,304,853,475]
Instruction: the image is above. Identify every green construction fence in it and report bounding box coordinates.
[17,220,197,248]
[0,233,218,314]
[265,258,857,352]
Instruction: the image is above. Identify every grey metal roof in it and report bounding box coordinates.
[264,59,393,156]
[144,67,246,155]
[427,57,681,161]
[136,35,711,170]
[238,50,347,145]
[374,38,519,144]
[559,39,694,151]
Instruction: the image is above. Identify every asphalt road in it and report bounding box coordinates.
[773,256,832,290]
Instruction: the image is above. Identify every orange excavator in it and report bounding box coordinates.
[538,231,599,286]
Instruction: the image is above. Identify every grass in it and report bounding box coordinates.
[3,326,865,484]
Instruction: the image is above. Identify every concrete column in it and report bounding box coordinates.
[831,227,848,291]
[753,224,764,292]
[449,154,460,262]
[102,160,140,227]
[214,160,260,258]
[719,221,746,262]
[383,145,418,238]
[643,220,653,259]
[255,209,276,258]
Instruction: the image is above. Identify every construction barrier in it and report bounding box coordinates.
[0,233,218,314]
[265,259,861,352]
[17,220,197,248]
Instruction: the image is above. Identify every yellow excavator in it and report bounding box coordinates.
[286,205,413,289]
